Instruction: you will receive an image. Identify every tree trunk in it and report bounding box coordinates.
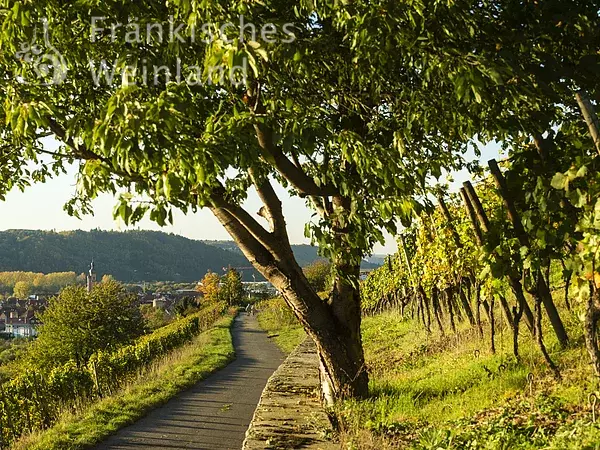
[271,258,370,402]
[325,260,369,401]
[209,203,369,404]
[584,283,600,377]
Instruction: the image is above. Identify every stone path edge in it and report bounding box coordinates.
[242,338,338,450]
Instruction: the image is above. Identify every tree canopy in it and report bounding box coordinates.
[29,279,145,368]
[1,0,599,400]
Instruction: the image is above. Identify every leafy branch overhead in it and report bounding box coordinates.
[1,0,600,402]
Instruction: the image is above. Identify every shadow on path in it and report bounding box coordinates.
[95,314,285,450]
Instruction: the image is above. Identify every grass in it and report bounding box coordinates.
[257,298,306,353]
[12,313,237,450]
[339,309,600,449]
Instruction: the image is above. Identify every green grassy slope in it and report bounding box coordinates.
[341,310,600,449]
[12,313,236,450]
[257,299,600,449]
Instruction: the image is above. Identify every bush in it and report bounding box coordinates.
[140,304,172,330]
[257,297,298,328]
[303,260,332,293]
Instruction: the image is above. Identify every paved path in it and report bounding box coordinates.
[95,314,285,450]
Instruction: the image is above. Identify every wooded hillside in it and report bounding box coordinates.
[0,230,364,282]
[204,241,381,269]
[0,230,256,282]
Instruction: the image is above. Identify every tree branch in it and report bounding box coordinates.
[253,122,338,197]
[209,206,279,275]
[47,117,112,165]
[210,188,280,257]
[35,148,75,159]
[248,168,291,244]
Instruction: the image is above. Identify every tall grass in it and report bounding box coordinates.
[338,308,600,449]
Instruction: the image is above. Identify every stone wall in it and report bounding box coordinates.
[243,338,338,449]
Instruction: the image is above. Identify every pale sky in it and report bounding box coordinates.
[0,140,501,256]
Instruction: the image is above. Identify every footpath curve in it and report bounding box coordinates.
[95,314,284,450]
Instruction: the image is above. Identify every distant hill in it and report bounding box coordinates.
[0,230,258,282]
[204,241,381,269]
[365,255,388,266]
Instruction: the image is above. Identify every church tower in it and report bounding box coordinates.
[86,259,97,293]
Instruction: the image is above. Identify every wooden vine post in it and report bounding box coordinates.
[418,285,432,333]
[576,92,600,377]
[497,294,515,331]
[512,294,525,359]
[489,296,496,355]
[432,287,445,335]
[585,282,600,377]
[445,287,457,333]
[436,194,476,326]
[437,195,463,249]
[487,159,568,348]
[525,270,561,379]
[459,186,491,326]
[460,182,534,331]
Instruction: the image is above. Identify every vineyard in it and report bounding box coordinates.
[0,302,226,447]
[354,106,600,444]
[361,95,600,376]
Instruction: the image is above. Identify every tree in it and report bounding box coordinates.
[303,260,332,293]
[101,274,115,283]
[2,1,599,401]
[13,281,31,299]
[28,280,145,369]
[198,271,222,304]
[221,268,244,305]
[140,304,171,330]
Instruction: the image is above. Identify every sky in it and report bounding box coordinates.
[0,140,502,256]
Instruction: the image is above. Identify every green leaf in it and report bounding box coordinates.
[550,172,567,190]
